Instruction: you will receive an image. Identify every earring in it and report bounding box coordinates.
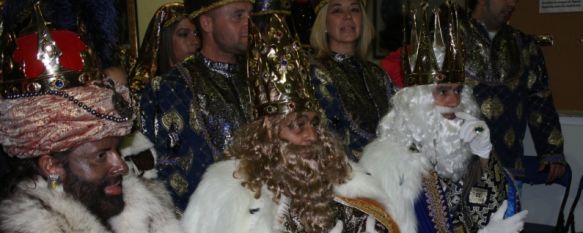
[48,174,61,190]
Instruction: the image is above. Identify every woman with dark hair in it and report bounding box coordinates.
[128,2,199,101]
[309,0,394,161]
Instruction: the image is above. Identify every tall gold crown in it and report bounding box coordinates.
[247,1,318,118]
[0,2,101,98]
[402,0,464,86]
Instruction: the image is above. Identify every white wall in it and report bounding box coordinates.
[522,115,583,230]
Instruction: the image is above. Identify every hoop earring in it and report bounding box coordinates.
[48,174,61,190]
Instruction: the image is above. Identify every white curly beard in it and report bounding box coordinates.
[376,85,481,181]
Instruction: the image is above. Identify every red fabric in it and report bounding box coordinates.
[13,30,87,79]
[379,49,404,89]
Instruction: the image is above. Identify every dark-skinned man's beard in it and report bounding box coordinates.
[62,167,125,224]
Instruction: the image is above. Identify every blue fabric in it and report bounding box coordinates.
[309,57,393,161]
[139,69,214,211]
[310,75,368,161]
[415,193,439,233]
[503,170,519,218]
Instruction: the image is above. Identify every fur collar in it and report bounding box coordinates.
[181,160,395,233]
[360,137,433,233]
[0,175,183,233]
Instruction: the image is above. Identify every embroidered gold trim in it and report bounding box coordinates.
[548,128,564,146]
[423,172,451,233]
[334,196,400,233]
[163,14,187,28]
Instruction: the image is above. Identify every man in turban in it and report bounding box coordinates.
[0,3,183,232]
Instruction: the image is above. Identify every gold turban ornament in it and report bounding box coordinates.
[0,1,133,158]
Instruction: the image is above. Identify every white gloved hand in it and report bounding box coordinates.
[329,220,343,233]
[456,112,492,159]
[478,200,529,233]
[363,215,379,233]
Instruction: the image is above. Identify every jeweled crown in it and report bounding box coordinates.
[0,2,101,98]
[402,0,464,86]
[247,3,318,117]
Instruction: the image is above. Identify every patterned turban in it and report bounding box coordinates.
[0,82,134,158]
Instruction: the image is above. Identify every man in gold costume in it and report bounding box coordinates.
[181,2,399,231]
[464,0,566,182]
[138,0,254,212]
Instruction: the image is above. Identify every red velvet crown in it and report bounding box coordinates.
[0,2,101,98]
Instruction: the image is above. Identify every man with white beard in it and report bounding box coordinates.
[361,2,527,232]
[360,81,528,233]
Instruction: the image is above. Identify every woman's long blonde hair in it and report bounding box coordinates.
[309,0,374,59]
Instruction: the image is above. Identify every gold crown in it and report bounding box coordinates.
[247,11,318,118]
[0,2,101,98]
[402,0,464,86]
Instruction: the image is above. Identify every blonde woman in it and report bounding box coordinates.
[309,0,393,161]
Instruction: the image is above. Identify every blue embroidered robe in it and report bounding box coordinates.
[415,156,519,233]
[139,53,253,211]
[310,54,393,161]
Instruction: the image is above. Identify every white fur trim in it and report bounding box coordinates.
[109,176,184,233]
[120,132,154,157]
[182,160,259,233]
[182,160,401,233]
[0,175,183,233]
[335,161,396,217]
[120,132,158,178]
[360,138,432,233]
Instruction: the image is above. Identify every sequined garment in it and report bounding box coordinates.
[310,54,393,161]
[463,20,565,177]
[139,53,252,211]
[281,200,392,233]
[415,156,519,233]
[129,3,186,103]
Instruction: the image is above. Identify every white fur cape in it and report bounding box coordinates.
[0,175,184,233]
[359,137,433,233]
[120,131,159,179]
[181,160,395,233]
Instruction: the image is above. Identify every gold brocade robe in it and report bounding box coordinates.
[139,53,253,211]
[310,54,393,161]
[463,20,565,176]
